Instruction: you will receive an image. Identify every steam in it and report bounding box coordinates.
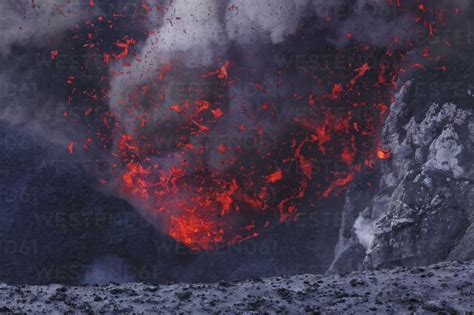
[353,212,375,251]
[82,256,135,285]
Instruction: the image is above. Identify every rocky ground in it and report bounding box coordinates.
[0,260,472,314]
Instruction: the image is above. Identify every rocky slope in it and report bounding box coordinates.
[0,260,472,314]
[330,67,474,273]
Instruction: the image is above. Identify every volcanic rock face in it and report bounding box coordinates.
[331,71,474,272]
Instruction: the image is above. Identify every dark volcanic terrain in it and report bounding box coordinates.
[0,260,472,314]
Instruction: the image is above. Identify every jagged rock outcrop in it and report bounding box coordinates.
[331,70,474,272]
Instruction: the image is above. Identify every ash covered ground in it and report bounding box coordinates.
[0,261,472,314]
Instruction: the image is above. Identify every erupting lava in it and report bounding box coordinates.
[60,1,461,251]
[110,55,395,250]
